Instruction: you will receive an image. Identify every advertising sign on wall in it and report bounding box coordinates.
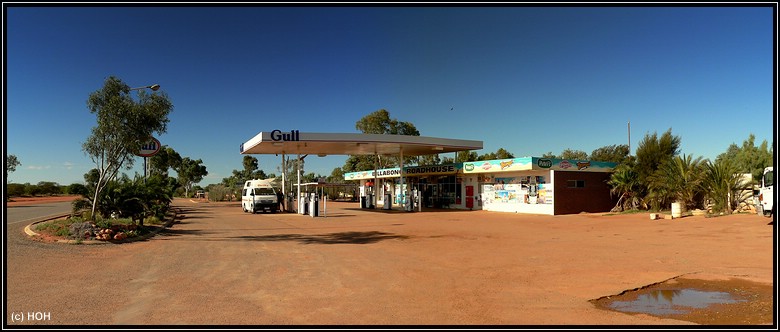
[463,157,616,174]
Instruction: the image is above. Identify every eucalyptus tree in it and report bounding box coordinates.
[327,167,345,183]
[82,76,173,219]
[436,148,514,164]
[174,157,208,198]
[239,155,267,182]
[559,149,589,160]
[148,145,182,177]
[716,134,773,184]
[417,154,442,166]
[455,150,478,162]
[349,109,421,171]
[6,154,20,181]
[540,149,589,160]
[222,155,267,195]
[590,144,631,164]
[477,148,514,161]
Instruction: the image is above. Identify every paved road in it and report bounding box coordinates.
[5,198,775,326]
[6,201,72,225]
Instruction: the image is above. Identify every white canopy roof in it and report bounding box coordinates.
[240,131,483,156]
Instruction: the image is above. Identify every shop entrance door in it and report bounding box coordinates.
[420,183,439,208]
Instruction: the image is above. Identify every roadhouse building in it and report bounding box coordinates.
[345,157,618,215]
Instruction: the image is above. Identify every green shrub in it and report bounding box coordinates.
[65,183,88,196]
[6,183,25,197]
[145,216,162,225]
[208,184,232,202]
[35,219,71,237]
[55,227,70,237]
[94,218,112,230]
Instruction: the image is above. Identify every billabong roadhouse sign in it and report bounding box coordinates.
[136,137,161,157]
[345,164,459,180]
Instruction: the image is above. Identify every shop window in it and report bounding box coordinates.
[567,180,585,188]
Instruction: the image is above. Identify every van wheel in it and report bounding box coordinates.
[242,204,247,213]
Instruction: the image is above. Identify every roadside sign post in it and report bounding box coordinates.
[136,137,162,182]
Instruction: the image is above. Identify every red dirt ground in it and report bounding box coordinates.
[9,196,775,325]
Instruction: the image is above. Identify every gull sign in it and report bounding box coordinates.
[137,137,161,157]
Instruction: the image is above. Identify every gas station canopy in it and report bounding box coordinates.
[240,130,483,156]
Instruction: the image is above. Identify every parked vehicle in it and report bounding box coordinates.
[756,166,773,217]
[242,179,278,213]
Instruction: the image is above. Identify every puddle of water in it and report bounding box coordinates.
[592,278,773,325]
[608,288,747,315]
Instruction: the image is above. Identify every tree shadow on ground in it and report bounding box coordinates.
[160,228,215,236]
[312,213,357,218]
[231,231,409,244]
[174,207,208,214]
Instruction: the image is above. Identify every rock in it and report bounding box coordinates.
[68,222,97,240]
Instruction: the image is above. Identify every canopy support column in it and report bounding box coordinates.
[281,152,286,211]
[373,153,379,209]
[399,146,405,210]
[297,154,301,213]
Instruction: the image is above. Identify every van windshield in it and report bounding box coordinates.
[254,188,275,195]
[764,170,773,187]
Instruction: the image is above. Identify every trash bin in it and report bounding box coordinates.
[383,193,392,210]
[360,196,367,209]
[309,193,319,217]
[286,196,294,213]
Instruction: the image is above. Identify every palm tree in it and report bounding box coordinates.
[701,159,748,214]
[646,170,675,211]
[672,154,704,209]
[648,154,704,210]
[607,163,642,212]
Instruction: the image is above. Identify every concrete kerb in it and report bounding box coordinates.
[24,208,180,245]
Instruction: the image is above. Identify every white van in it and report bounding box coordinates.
[757,166,773,217]
[242,179,279,213]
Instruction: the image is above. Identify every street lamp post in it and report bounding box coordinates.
[129,83,161,181]
[130,84,160,92]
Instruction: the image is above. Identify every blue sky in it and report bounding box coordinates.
[5,4,776,186]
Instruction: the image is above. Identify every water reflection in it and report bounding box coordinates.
[608,289,746,315]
